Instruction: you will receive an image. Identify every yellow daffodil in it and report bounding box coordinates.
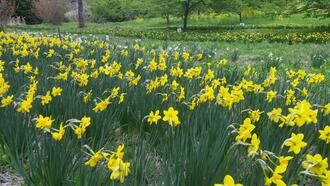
[266,90,277,102]
[247,133,260,155]
[116,144,124,159]
[51,87,62,97]
[85,150,103,167]
[36,115,53,129]
[147,110,161,125]
[235,118,255,142]
[163,107,180,127]
[93,97,111,112]
[249,110,262,122]
[322,103,330,116]
[107,155,130,183]
[284,133,307,154]
[214,175,243,186]
[41,91,52,105]
[52,123,65,141]
[319,126,330,144]
[1,95,13,107]
[267,108,283,123]
[302,154,328,175]
[83,90,93,103]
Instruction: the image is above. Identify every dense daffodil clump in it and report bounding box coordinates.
[0,32,329,185]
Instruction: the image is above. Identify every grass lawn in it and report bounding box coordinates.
[6,14,330,34]
[9,14,330,31]
[4,13,330,63]
[3,13,330,80]
[6,14,330,45]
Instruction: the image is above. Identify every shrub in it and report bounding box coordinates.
[33,0,68,24]
[89,0,147,22]
[13,0,41,25]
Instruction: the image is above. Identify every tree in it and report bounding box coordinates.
[260,0,293,19]
[152,0,178,25]
[212,0,258,24]
[78,0,84,27]
[34,0,68,24]
[181,0,208,31]
[89,0,150,22]
[300,0,330,18]
[0,0,15,31]
[14,0,40,24]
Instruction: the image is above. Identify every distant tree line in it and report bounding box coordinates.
[0,0,329,30]
[87,0,330,30]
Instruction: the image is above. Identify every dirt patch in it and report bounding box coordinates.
[0,171,23,186]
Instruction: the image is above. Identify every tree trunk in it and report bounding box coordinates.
[166,14,170,25]
[78,0,84,28]
[183,11,189,31]
[238,12,243,24]
[182,0,191,31]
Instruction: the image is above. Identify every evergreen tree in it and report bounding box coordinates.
[14,0,41,24]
